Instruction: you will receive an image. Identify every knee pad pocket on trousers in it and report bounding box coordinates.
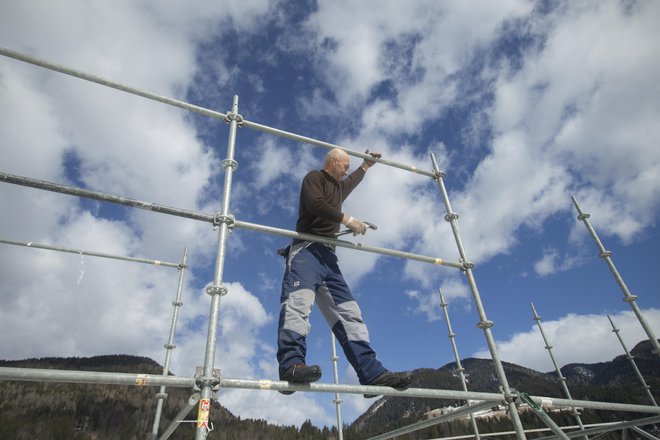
[282,288,315,336]
[336,301,370,342]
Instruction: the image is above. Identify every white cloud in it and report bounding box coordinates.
[2,0,660,431]
[533,247,584,276]
[473,308,660,372]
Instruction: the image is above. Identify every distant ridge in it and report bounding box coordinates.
[349,339,660,439]
[0,340,658,439]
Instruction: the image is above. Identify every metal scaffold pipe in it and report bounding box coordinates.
[531,303,589,440]
[0,238,181,268]
[439,288,482,440]
[0,46,228,121]
[2,366,659,414]
[195,95,241,440]
[330,333,344,440]
[159,393,201,440]
[533,415,660,440]
[240,119,435,177]
[571,196,660,356]
[0,46,434,179]
[151,247,189,440]
[607,315,658,406]
[430,153,528,440]
[367,400,494,440]
[0,366,195,388]
[0,172,462,269]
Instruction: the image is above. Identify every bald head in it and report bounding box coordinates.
[323,148,350,181]
[324,148,349,167]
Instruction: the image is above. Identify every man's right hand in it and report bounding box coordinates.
[345,216,367,236]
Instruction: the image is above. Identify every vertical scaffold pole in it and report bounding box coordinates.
[430,153,527,440]
[195,95,241,440]
[607,315,658,406]
[151,246,189,440]
[438,288,481,440]
[331,333,344,440]
[530,303,588,440]
[571,196,660,356]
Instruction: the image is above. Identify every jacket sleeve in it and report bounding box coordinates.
[300,172,344,222]
[340,166,366,201]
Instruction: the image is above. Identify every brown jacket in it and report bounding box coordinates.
[296,167,366,237]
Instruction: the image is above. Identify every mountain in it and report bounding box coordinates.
[0,355,339,440]
[348,340,660,439]
[0,342,658,439]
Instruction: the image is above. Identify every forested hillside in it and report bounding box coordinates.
[0,341,658,439]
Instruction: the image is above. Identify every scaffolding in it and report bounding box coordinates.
[1,46,659,440]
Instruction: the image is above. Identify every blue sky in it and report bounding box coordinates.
[1,0,659,429]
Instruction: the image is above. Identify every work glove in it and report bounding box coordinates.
[345,216,368,236]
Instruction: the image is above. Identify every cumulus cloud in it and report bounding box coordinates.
[533,247,584,276]
[472,308,660,372]
[2,0,659,431]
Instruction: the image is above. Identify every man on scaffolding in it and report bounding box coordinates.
[277,147,413,396]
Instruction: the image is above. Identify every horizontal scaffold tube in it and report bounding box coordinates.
[0,47,434,178]
[0,367,194,388]
[0,172,462,269]
[0,238,181,268]
[241,119,436,178]
[0,46,228,121]
[2,367,659,416]
[367,400,495,440]
[220,378,504,401]
[533,415,660,440]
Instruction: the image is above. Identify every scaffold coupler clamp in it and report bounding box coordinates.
[224,111,244,127]
[432,169,446,181]
[577,212,590,221]
[213,213,235,231]
[206,284,228,296]
[460,258,475,272]
[503,387,519,405]
[623,294,639,303]
[194,367,222,400]
[476,320,494,330]
[444,212,459,222]
[222,159,238,171]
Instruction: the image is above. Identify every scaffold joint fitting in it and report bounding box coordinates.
[222,159,238,170]
[623,294,638,303]
[164,344,176,350]
[155,392,168,400]
[444,212,459,222]
[503,388,518,404]
[599,250,612,258]
[460,260,475,271]
[206,284,228,296]
[194,368,222,391]
[476,320,494,329]
[172,301,183,307]
[224,111,244,126]
[433,170,446,180]
[213,213,235,229]
[577,212,590,221]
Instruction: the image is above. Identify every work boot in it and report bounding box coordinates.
[364,370,413,398]
[279,364,322,395]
